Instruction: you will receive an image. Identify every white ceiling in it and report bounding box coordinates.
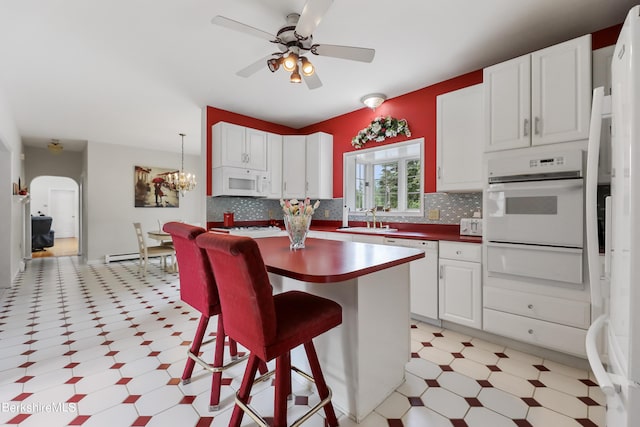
[0,0,634,155]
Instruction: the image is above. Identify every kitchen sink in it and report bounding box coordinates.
[336,226,398,234]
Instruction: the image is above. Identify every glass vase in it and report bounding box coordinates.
[284,214,312,250]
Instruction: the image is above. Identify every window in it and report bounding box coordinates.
[344,138,424,216]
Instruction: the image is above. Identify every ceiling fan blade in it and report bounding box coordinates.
[211,16,275,41]
[312,44,375,63]
[295,0,333,38]
[236,55,273,78]
[303,72,322,90]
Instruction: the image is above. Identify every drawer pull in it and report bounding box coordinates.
[528,329,534,334]
[527,304,534,310]
[456,250,462,255]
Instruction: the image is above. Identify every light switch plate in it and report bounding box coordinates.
[428,209,440,220]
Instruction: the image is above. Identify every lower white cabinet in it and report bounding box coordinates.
[307,231,353,241]
[384,238,439,320]
[350,234,385,245]
[438,241,482,329]
[483,309,587,357]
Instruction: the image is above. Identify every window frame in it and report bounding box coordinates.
[344,138,424,217]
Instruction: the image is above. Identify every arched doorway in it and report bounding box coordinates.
[30,176,79,257]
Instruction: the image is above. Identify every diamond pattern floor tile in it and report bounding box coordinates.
[0,257,606,426]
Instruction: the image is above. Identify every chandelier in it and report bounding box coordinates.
[167,133,196,196]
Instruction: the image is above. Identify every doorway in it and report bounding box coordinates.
[30,176,79,257]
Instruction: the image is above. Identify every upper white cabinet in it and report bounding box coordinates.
[212,122,267,170]
[282,133,333,199]
[306,132,333,199]
[265,133,283,198]
[282,135,307,198]
[436,84,484,192]
[484,34,592,152]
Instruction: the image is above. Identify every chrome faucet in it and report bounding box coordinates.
[368,207,378,229]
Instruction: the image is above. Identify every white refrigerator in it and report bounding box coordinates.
[586,5,640,427]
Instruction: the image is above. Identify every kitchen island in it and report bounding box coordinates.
[255,236,424,422]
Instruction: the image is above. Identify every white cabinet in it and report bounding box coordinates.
[265,133,282,198]
[484,34,592,152]
[212,122,267,170]
[350,234,385,245]
[308,231,353,241]
[282,135,307,198]
[436,84,484,192]
[282,133,333,199]
[306,132,333,199]
[438,241,482,329]
[593,45,615,184]
[384,237,439,320]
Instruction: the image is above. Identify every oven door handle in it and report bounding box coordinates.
[486,180,583,193]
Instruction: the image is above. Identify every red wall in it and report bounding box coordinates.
[299,70,482,196]
[206,24,622,198]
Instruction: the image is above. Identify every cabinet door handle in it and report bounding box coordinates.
[306,182,309,191]
[437,167,442,179]
[528,329,534,335]
[524,118,530,137]
[534,117,541,135]
[439,265,444,279]
[527,304,534,310]
[283,182,287,191]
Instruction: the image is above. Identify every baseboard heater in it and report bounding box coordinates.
[105,253,139,263]
[105,252,171,263]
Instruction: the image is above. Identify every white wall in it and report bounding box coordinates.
[0,87,24,288]
[86,141,203,262]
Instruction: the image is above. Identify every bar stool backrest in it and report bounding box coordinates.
[196,233,276,356]
[163,222,220,316]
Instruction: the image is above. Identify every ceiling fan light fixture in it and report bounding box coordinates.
[267,57,280,72]
[282,52,299,72]
[300,56,314,76]
[290,65,302,83]
[361,93,387,109]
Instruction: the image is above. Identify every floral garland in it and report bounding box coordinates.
[351,116,411,148]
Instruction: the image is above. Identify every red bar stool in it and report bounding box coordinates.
[196,232,342,427]
[163,222,246,411]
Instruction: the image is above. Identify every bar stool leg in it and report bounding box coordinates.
[274,352,292,427]
[210,318,226,410]
[182,315,209,383]
[231,354,260,427]
[304,341,339,427]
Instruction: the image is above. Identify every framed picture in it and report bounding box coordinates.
[134,165,179,208]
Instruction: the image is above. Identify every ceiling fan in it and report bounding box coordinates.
[211,0,375,89]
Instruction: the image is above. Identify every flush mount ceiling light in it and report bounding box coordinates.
[47,139,63,154]
[211,0,376,90]
[361,93,387,109]
[166,133,196,196]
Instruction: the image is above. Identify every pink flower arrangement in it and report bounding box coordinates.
[280,198,320,217]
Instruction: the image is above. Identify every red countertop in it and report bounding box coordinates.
[207,220,482,244]
[255,236,425,283]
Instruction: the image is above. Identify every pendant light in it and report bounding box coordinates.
[167,133,197,196]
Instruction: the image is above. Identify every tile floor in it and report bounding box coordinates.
[0,257,606,426]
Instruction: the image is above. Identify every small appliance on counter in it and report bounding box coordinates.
[459,218,483,236]
[223,212,234,227]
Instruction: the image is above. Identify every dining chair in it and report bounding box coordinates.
[132,222,175,276]
[196,232,342,427]
[162,222,247,410]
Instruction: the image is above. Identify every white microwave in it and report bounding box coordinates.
[212,167,269,197]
